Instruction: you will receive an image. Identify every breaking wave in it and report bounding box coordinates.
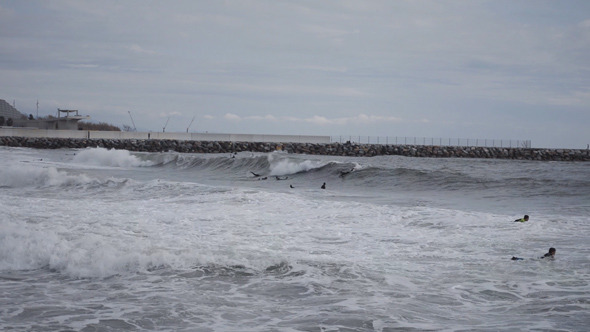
[73,147,154,167]
[0,164,96,188]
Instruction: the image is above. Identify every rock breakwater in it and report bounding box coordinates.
[1,136,588,161]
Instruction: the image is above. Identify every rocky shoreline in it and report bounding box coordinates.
[1,136,588,161]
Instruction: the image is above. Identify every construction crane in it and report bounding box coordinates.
[162,116,170,132]
[128,111,137,131]
[186,116,195,133]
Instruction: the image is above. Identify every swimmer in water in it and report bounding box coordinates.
[514,215,529,222]
[511,247,556,261]
[541,247,556,259]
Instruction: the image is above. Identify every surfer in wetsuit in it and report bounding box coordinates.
[321,182,326,189]
[514,215,529,222]
[511,247,555,261]
[541,247,556,259]
[339,168,354,177]
[251,171,267,180]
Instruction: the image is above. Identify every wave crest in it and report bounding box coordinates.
[73,147,154,167]
[0,164,95,188]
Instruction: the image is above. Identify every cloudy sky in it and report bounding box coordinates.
[1,1,589,148]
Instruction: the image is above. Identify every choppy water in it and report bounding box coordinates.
[1,146,589,331]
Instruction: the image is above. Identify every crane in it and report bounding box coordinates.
[128,111,137,131]
[162,116,170,132]
[186,116,195,133]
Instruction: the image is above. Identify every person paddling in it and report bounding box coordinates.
[541,247,556,259]
[511,247,555,261]
[514,215,529,222]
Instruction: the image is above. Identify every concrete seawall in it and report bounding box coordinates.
[0,127,331,144]
[1,136,589,161]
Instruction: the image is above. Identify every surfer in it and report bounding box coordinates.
[511,247,555,261]
[514,215,529,222]
[339,168,355,178]
[251,171,261,177]
[541,247,556,259]
[321,182,326,189]
[290,184,294,189]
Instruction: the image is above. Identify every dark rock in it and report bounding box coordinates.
[1,137,589,161]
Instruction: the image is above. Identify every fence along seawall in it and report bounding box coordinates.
[0,131,588,161]
[332,135,532,149]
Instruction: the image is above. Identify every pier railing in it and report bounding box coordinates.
[331,136,531,148]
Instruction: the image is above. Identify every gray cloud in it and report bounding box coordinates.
[1,0,589,148]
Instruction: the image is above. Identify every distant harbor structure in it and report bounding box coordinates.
[0,98,586,160]
[0,99,89,130]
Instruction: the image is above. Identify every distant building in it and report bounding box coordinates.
[0,99,90,130]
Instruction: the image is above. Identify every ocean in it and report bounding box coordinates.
[0,146,588,331]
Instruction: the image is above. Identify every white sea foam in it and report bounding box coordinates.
[267,153,362,177]
[267,153,326,176]
[0,164,94,188]
[1,147,588,331]
[72,147,154,167]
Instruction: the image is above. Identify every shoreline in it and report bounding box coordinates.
[1,136,588,161]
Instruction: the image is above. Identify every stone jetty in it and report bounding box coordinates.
[0,136,588,161]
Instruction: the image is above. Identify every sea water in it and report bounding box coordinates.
[0,146,588,331]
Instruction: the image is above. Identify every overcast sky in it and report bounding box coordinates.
[1,1,589,148]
